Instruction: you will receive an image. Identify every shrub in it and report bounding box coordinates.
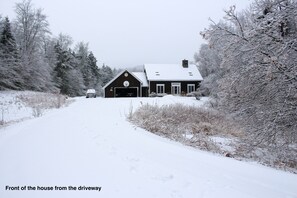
[149,92,168,97]
[16,92,68,117]
[129,103,242,154]
[129,102,297,172]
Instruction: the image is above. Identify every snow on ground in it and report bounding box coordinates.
[0,91,67,125]
[0,95,297,198]
[210,136,236,153]
[0,91,33,124]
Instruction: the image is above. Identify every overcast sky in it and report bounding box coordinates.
[0,0,251,68]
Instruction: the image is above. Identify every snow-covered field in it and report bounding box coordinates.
[0,94,296,198]
[0,91,33,124]
[0,91,67,125]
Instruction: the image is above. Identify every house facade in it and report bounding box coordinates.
[103,60,203,98]
[103,70,148,98]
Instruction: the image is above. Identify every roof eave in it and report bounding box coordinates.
[102,70,128,89]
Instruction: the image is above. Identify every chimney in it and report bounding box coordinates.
[182,59,188,68]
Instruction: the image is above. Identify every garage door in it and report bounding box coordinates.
[115,88,138,97]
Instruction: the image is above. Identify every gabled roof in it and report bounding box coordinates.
[132,72,148,87]
[102,70,148,89]
[144,64,203,81]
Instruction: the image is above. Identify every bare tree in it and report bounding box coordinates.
[13,0,54,91]
[200,0,297,148]
[56,33,73,51]
[194,44,222,97]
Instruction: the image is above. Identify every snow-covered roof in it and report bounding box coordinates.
[86,89,96,94]
[132,72,148,87]
[102,70,148,89]
[144,64,203,81]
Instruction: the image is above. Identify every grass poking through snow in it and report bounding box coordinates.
[129,103,242,155]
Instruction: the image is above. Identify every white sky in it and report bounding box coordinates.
[0,0,251,68]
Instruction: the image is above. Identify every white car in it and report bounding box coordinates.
[86,89,96,98]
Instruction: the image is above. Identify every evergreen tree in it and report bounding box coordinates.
[87,51,100,88]
[0,17,23,90]
[53,43,85,96]
[0,15,3,32]
[75,42,90,89]
[100,64,114,86]
[67,50,85,96]
[53,43,69,94]
[0,17,16,54]
[0,1,117,95]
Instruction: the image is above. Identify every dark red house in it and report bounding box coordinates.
[103,60,203,97]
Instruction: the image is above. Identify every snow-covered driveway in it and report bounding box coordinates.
[0,97,296,198]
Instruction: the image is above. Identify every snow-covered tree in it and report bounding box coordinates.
[87,52,100,89]
[194,44,222,96]
[53,43,85,96]
[14,0,54,91]
[75,42,92,88]
[0,15,3,33]
[56,33,73,51]
[200,0,297,147]
[0,17,23,90]
[74,42,103,91]
[99,64,114,86]
[1,1,114,96]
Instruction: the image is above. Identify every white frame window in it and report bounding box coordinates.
[156,84,165,94]
[171,83,181,95]
[187,84,195,93]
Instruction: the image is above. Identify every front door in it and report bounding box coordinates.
[171,83,181,95]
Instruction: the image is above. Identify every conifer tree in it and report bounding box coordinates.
[53,43,85,96]
[87,51,100,88]
[0,17,23,90]
[100,64,114,86]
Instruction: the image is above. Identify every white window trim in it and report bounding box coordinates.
[187,84,195,93]
[156,84,165,94]
[171,83,181,95]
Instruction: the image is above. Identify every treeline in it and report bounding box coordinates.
[0,0,117,96]
[196,0,297,164]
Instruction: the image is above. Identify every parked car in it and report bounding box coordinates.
[86,89,96,98]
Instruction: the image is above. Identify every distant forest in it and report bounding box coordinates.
[0,0,118,96]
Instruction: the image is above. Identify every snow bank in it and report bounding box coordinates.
[0,91,68,125]
[0,91,32,124]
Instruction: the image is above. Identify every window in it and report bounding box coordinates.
[156,84,165,94]
[187,84,195,93]
[171,83,181,95]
